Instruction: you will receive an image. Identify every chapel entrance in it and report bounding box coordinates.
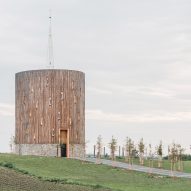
[60,130,67,157]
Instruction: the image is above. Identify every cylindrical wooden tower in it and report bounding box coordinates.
[15,69,85,157]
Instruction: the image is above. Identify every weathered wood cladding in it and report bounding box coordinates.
[15,70,85,145]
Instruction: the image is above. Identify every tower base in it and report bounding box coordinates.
[15,144,85,158]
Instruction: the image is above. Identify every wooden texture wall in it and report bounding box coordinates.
[15,69,85,145]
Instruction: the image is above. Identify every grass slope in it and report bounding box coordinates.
[1,154,191,191]
[116,158,191,173]
[0,167,108,191]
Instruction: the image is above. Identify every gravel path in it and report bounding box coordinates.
[75,157,191,178]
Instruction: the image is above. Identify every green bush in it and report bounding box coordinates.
[3,162,14,169]
[93,184,102,189]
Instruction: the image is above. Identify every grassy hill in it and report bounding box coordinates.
[116,157,191,173]
[0,154,191,191]
[0,167,108,191]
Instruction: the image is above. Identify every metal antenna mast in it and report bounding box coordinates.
[48,10,54,69]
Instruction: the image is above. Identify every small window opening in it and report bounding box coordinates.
[61,92,64,100]
[52,128,55,137]
[40,118,43,126]
[36,101,38,109]
[49,97,52,106]
[46,77,49,87]
[72,81,74,90]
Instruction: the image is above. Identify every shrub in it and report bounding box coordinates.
[93,184,102,189]
[3,162,14,169]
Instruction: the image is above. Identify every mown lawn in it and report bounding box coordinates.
[0,167,109,191]
[1,154,191,191]
[116,157,191,173]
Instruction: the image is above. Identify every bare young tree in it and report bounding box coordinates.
[147,144,154,174]
[9,135,15,153]
[138,138,145,165]
[108,136,117,161]
[125,137,134,165]
[148,144,154,166]
[168,142,178,172]
[84,140,90,158]
[177,144,184,172]
[156,140,163,168]
[168,142,184,172]
[96,135,103,163]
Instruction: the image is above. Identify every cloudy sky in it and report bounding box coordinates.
[0,0,191,154]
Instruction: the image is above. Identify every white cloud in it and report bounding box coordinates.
[87,86,112,95]
[86,109,191,123]
[0,103,14,117]
[106,84,175,98]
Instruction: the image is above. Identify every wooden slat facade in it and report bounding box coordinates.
[15,69,85,145]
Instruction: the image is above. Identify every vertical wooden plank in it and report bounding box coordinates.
[15,70,85,146]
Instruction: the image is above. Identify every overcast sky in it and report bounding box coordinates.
[0,0,191,154]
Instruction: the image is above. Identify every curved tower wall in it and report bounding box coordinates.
[15,69,85,157]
